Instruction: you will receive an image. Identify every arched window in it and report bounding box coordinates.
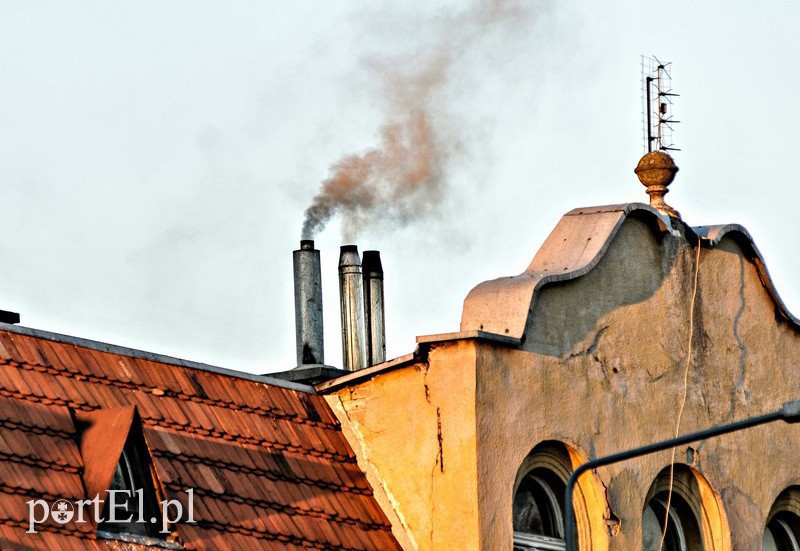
[642,491,701,550]
[513,441,609,551]
[642,465,729,551]
[513,443,570,550]
[764,487,800,551]
[514,467,566,548]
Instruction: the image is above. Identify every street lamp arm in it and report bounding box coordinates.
[564,399,800,550]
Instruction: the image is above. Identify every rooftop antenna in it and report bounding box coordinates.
[641,55,680,153]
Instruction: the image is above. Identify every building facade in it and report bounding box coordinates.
[3,153,799,550]
[318,158,800,550]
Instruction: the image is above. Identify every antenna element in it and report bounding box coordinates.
[641,56,680,153]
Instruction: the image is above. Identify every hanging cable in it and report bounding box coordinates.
[658,240,702,550]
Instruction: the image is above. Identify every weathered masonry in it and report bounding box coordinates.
[317,152,800,550]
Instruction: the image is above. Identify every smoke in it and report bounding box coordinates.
[301,1,531,241]
[301,106,443,241]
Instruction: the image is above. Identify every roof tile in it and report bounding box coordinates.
[0,333,23,362]
[0,328,399,549]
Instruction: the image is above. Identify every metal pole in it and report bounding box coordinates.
[564,399,800,550]
[646,76,654,152]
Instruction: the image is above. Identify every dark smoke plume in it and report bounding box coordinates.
[301,107,443,241]
[301,1,529,240]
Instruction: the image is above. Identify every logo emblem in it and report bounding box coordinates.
[50,500,74,524]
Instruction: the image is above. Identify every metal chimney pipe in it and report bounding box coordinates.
[338,245,367,372]
[362,250,385,366]
[293,240,324,366]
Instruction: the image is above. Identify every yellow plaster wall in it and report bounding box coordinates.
[324,215,800,550]
[325,341,479,550]
[475,218,800,550]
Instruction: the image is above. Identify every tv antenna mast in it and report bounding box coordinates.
[641,56,680,152]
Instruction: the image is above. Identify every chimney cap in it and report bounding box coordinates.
[362,251,383,276]
[339,245,361,269]
[0,310,20,325]
[299,240,315,251]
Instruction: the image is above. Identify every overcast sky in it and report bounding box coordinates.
[1,2,798,374]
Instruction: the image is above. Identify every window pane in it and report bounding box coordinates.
[642,499,686,551]
[513,470,564,537]
[765,517,800,551]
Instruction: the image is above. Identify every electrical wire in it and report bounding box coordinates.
[659,240,702,550]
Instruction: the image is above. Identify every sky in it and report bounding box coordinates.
[1,1,799,374]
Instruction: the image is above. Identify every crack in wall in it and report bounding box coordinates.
[436,407,444,473]
[728,254,750,419]
[429,459,436,545]
[429,407,443,546]
[566,325,610,361]
[420,363,432,404]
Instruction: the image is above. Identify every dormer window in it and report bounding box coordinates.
[99,427,163,539]
[73,406,178,546]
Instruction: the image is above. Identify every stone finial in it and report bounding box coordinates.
[634,151,680,218]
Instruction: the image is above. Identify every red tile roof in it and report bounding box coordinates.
[0,326,400,550]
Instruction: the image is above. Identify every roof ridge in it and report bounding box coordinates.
[151,448,370,496]
[0,324,314,393]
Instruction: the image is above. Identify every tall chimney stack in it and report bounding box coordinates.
[338,245,367,371]
[293,240,324,366]
[362,250,385,366]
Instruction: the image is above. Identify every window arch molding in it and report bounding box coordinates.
[513,441,609,551]
[764,486,800,551]
[642,465,730,551]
